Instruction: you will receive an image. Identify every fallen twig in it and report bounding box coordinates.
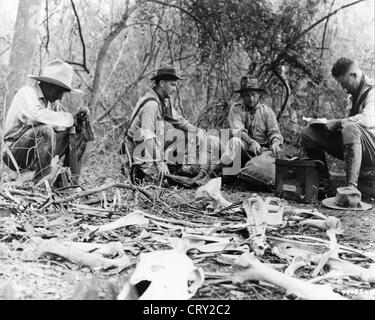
[53,182,153,204]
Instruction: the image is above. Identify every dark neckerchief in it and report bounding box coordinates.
[349,75,373,116]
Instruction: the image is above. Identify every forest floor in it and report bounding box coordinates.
[0,144,375,300]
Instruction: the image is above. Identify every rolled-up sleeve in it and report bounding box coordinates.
[18,87,73,129]
[168,107,197,132]
[345,89,375,128]
[229,104,246,131]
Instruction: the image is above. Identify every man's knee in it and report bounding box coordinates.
[37,125,56,141]
[300,126,314,147]
[342,122,361,145]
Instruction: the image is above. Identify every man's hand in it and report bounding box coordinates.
[78,106,90,116]
[271,141,282,156]
[250,140,262,156]
[75,106,91,123]
[157,162,170,176]
[325,119,342,132]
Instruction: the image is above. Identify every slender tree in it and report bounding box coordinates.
[5,0,43,111]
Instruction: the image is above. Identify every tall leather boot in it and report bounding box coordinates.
[343,143,362,187]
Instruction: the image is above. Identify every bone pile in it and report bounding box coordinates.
[0,178,375,300]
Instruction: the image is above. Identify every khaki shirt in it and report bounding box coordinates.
[228,101,283,146]
[4,82,74,142]
[128,89,197,163]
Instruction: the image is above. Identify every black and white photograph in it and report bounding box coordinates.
[0,0,374,306]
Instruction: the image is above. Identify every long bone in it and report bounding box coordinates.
[62,241,125,257]
[81,210,149,234]
[312,217,343,277]
[299,216,343,232]
[233,253,347,300]
[21,237,130,270]
[326,258,375,284]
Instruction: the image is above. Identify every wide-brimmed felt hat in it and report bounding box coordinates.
[234,76,265,93]
[29,59,81,93]
[322,186,372,211]
[151,66,183,81]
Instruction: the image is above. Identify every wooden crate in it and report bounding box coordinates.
[275,159,320,203]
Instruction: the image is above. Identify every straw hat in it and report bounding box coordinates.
[29,59,81,93]
[322,186,372,211]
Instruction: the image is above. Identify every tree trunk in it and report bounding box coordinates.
[5,0,43,111]
[89,1,146,115]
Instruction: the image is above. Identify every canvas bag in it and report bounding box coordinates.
[239,150,276,190]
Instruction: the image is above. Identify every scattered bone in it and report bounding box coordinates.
[284,255,313,277]
[326,258,375,284]
[21,237,130,271]
[308,270,347,284]
[299,216,343,232]
[243,197,268,256]
[233,253,347,300]
[81,210,149,233]
[312,218,342,277]
[195,178,233,212]
[118,250,205,300]
[264,197,287,226]
[271,235,375,261]
[62,241,125,257]
[288,208,327,220]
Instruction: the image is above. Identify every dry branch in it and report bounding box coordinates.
[53,182,152,204]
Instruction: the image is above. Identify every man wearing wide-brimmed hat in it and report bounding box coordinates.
[121,66,205,180]
[194,76,284,186]
[3,59,91,186]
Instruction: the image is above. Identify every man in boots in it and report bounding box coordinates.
[121,66,205,181]
[300,57,375,197]
[194,76,284,186]
[3,59,90,187]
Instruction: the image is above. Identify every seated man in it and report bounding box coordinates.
[2,59,91,186]
[300,58,374,196]
[194,76,284,185]
[120,66,205,180]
